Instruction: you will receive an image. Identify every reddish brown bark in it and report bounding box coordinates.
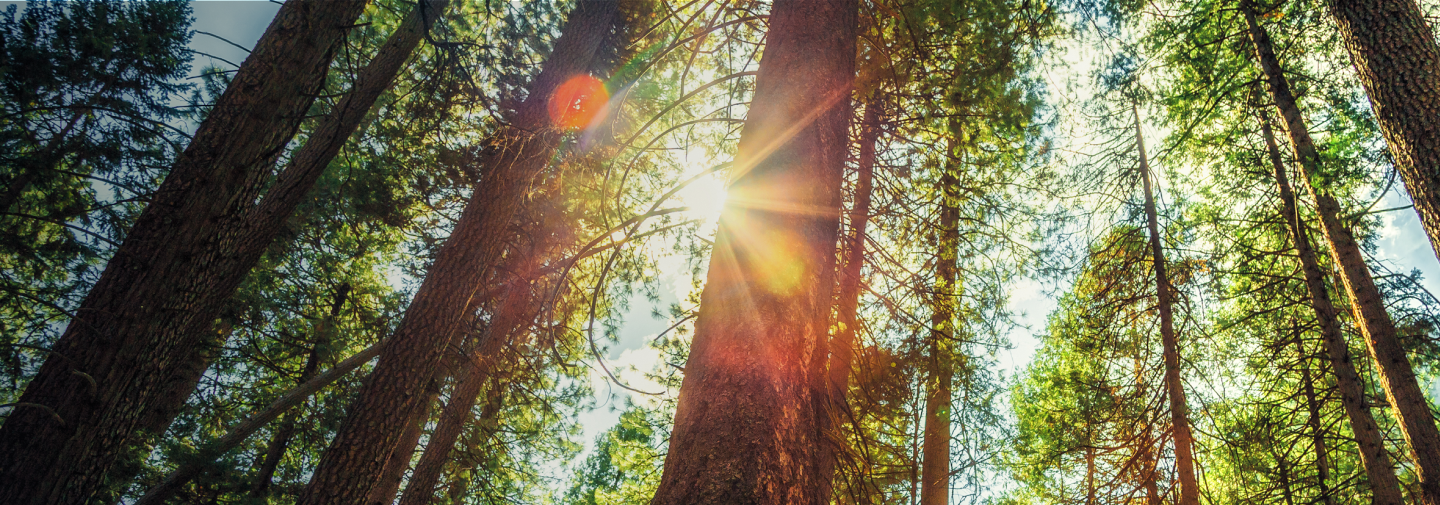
[366,379,440,505]
[0,2,372,503]
[1245,6,1440,503]
[1261,114,1402,505]
[1133,105,1199,505]
[649,1,858,503]
[1327,0,1440,263]
[297,3,620,503]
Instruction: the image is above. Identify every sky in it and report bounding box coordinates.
[131,0,1440,497]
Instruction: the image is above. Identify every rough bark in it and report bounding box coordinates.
[1133,105,1199,505]
[1260,112,1403,505]
[921,127,960,505]
[816,99,882,496]
[398,249,544,505]
[648,1,858,503]
[1327,0,1440,263]
[0,2,372,503]
[298,3,619,503]
[132,341,385,505]
[366,378,440,505]
[1245,7,1440,503]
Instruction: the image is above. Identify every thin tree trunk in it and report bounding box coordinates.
[1134,354,1161,505]
[0,3,448,503]
[649,1,858,503]
[132,341,385,505]
[252,285,352,499]
[1294,326,1339,505]
[1259,111,1404,505]
[1133,105,1199,505]
[1277,452,1297,505]
[366,378,440,505]
[298,3,620,503]
[921,127,960,505]
[1327,0,1440,263]
[1245,7,1440,504]
[816,98,882,497]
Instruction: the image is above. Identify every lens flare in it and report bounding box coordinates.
[548,74,608,130]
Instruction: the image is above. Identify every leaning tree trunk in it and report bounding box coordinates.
[297,3,620,503]
[921,125,961,505]
[365,378,440,505]
[1133,105,1199,505]
[816,98,882,497]
[0,2,373,503]
[1261,114,1403,505]
[1327,0,1440,263]
[397,242,548,505]
[1244,7,1440,504]
[1294,327,1339,505]
[648,1,858,504]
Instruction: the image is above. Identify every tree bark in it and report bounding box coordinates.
[1133,105,1199,505]
[0,2,373,503]
[921,126,960,505]
[816,99,882,497]
[365,378,440,505]
[1245,7,1440,504]
[1327,0,1440,263]
[648,1,858,503]
[1259,111,1404,505]
[297,3,620,503]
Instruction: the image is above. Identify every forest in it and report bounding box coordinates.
[4,0,1440,504]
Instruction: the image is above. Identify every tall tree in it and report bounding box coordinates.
[297,2,622,502]
[648,1,858,503]
[0,2,375,503]
[1243,4,1440,504]
[922,124,962,505]
[1134,105,1200,505]
[1259,111,1403,505]
[1326,0,1440,263]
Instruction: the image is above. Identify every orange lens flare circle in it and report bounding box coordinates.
[548,74,608,130]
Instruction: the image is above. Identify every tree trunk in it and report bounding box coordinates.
[252,285,352,499]
[1327,0,1440,263]
[1259,111,1404,505]
[366,378,440,505]
[0,2,372,503]
[398,250,544,505]
[297,3,620,503]
[648,1,858,503]
[921,126,960,505]
[1133,105,1199,505]
[1245,7,1440,504]
[131,340,384,505]
[1134,354,1161,505]
[816,99,882,497]
[1294,326,1339,505]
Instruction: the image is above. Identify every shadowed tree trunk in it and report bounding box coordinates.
[1261,114,1402,505]
[648,1,858,503]
[1244,7,1440,504]
[366,378,441,505]
[921,125,960,505]
[297,3,620,503]
[0,2,375,503]
[816,99,882,497]
[1133,105,1199,505]
[1327,0,1440,263]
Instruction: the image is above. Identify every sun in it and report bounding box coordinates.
[672,147,728,225]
